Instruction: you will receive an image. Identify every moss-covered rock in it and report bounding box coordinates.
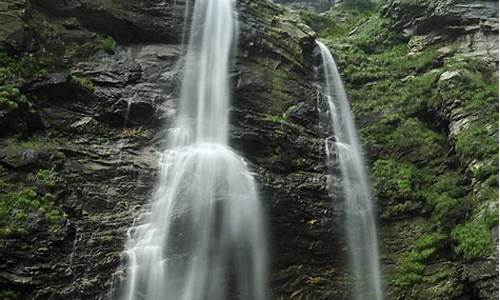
[302,1,498,299]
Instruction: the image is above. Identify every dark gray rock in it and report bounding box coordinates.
[0,0,350,299]
[383,0,499,60]
[0,0,36,53]
[32,0,187,43]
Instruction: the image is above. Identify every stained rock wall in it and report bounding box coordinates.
[0,0,350,299]
[0,0,498,299]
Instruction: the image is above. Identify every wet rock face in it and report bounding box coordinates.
[0,0,351,299]
[0,43,179,299]
[31,0,186,43]
[0,0,36,53]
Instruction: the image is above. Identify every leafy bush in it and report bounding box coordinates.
[455,123,497,161]
[394,232,447,287]
[350,16,401,53]
[0,51,47,114]
[0,185,62,237]
[98,36,117,54]
[387,118,445,162]
[300,11,333,33]
[451,219,494,260]
[372,159,423,199]
[71,73,95,92]
[0,84,22,110]
[33,169,56,187]
[423,171,470,226]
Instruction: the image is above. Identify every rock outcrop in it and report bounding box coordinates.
[0,0,352,299]
[382,0,499,59]
[303,0,498,299]
[0,0,497,299]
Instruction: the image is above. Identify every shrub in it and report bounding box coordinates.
[71,73,95,93]
[33,169,56,187]
[0,186,62,237]
[372,159,422,199]
[455,123,497,161]
[98,36,117,54]
[451,219,493,260]
[394,232,447,287]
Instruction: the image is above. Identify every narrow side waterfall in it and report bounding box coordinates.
[315,40,383,300]
[117,1,268,299]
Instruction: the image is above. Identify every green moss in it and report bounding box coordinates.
[263,113,288,123]
[0,51,48,116]
[451,218,494,260]
[372,159,435,218]
[455,123,497,161]
[0,185,63,237]
[262,113,303,132]
[0,169,64,238]
[71,73,95,93]
[349,16,402,53]
[33,169,56,187]
[394,232,447,287]
[0,85,21,110]
[98,36,117,54]
[386,118,445,162]
[317,1,498,295]
[299,11,333,33]
[373,159,424,199]
[421,171,470,226]
[3,136,67,153]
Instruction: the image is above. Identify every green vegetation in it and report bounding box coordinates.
[303,1,498,293]
[3,135,67,154]
[342,0,375,11]
[350,16,401,53]
[0,84,23,110]
[425,172,469,226]
[451,221,491,260]
[1,53,30,111]
[300,5,373,38]
[263,113,304,132]
[0,184,62,237]
[394,232,447,287]
[0,51,48,114]
[71,73,96,93]
[372,159,423,200]
[98,36,117,54]
[436,62,498,168]
[33,169,56,187]
[0,163,63,238]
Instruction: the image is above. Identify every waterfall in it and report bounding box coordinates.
[117,1,268,299]
[315,40,383,300]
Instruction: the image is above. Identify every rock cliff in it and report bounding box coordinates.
[302,0,498,298]
[0,0,497,299]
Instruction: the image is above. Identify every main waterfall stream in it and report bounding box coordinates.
[315,41,383,300]
[117,1,267,299]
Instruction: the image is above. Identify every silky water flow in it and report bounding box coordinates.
[315,40,383,300]
[117,1,268,299]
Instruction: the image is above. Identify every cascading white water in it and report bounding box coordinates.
[118,1,268,299]
[315,40,383,300]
